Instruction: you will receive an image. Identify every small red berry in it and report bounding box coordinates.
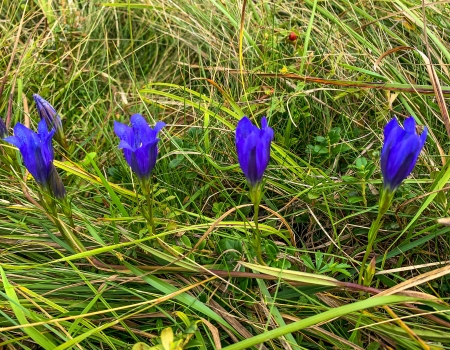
[288,32,297,41]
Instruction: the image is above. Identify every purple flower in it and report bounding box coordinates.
[33,94,67,148]
[114,114,165,179]
[381,117,427,191]
[33,94,62,133]
[235,116,274,187]
[4,119,65,198]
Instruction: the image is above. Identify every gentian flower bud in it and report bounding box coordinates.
[33,94,67,148]
[380,117,427,192]
[0,116,7,138]
[235,116,274,187]
[4,119,66,198]
[114,114,165,179]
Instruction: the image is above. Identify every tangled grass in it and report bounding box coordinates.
[1,0,450,349]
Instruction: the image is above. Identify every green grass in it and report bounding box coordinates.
[1,0,450,349]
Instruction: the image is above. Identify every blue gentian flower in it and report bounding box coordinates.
[235,116,274,187]
[114,114,165,179]
[4,119,65,198]
[381,117,427,191]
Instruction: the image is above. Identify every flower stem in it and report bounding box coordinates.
[41,191,85,253]
[249,184,264,265]
[253,201,264,265]
[144,177,157,237]
[358,189,393,286]
[358,211,382,285]
[361,180,367,208]
[142,177,172,254]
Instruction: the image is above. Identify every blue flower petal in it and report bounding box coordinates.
[235,116,273,186]
[114,115,165,179]
[381,117,427,191]
[403,117,416,134]
[13,123,37,148]
[38,118,50,136]
[380,124,401,178]
[130,114,149,147]
[256,130,273,180]
[236,117,254,142]
[13,124,42,180]
[122,149,134,172]
[6,120,61,195]
[114,121,134,149]
[383,118,400,140]
[420,127,428,148]
[134,139,159,177]
[118,140,133,151]
[130,113,147,126]
[4,135,22,148]
[261,117,268,129]
[154,121,166,134]
[385,135,419,189]
[40,128,56,174]
[242,133,259,184]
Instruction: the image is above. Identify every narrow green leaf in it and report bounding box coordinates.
[86,154,129,217]
[241,262,340,286]
[123,262,233,330]
[222,295,417,350]
[0,266,58,349]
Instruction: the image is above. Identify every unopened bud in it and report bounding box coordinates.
[49,165,66,199]
[33,94,68,149]
[363,257,376,286]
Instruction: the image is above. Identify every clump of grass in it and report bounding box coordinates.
[1,0,450,349]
